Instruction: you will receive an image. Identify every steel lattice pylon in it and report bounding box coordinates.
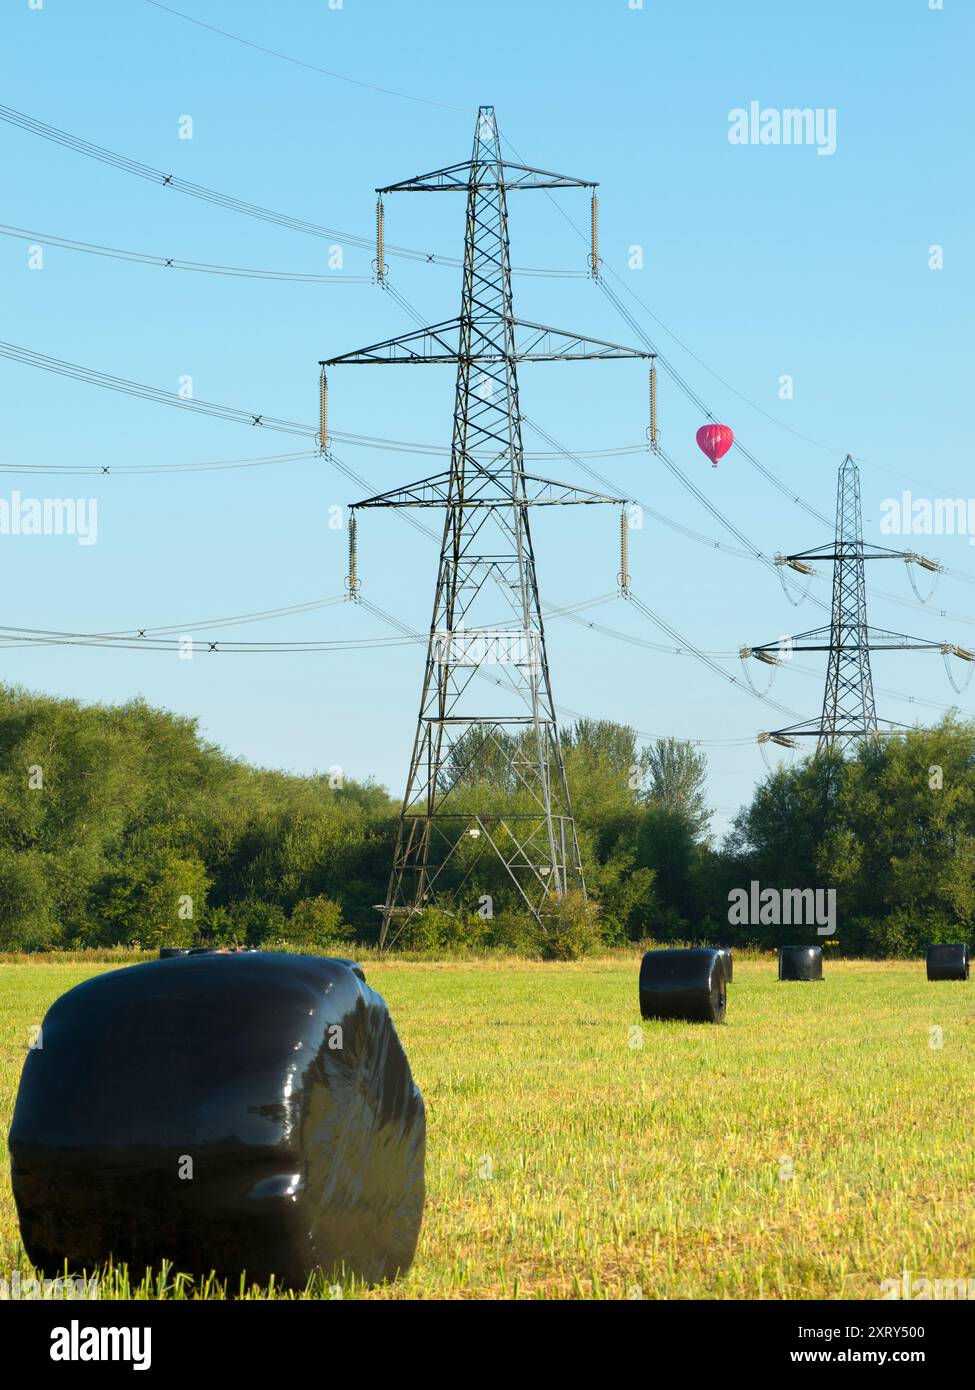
[818,456,878,753]
[747,455,949,756]
[321,107,648,947]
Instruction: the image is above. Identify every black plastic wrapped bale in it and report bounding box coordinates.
[8,952,425,1288]
[639,947,727,1024]
[778,945,823,981]
[715,947,733,984]
[158,947,190,959]
[926,944,970,981]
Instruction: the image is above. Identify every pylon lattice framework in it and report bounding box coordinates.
[747,455,957,756]
[321,107,649,948]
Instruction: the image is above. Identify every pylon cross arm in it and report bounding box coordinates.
[510,318,650,360]
[747,623,947,654]
[786,545,931,563]
[320,318,463,366]
[351,471,627,510]
[377,161,597,194]
[321,316,648,367]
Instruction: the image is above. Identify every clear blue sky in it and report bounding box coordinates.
[1,0,971,833]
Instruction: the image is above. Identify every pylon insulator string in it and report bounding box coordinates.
[648,359,658,452]
[375,196,386,283]
[905,554,940,604]
[589,193,598,279]
[319,366,329,453]
[619,509,629,594]
[346,510,360,598]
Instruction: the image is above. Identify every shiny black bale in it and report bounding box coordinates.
[926,944,969,981]
[9,952,425,1288]
[639,947,727,1024]
[778,945,823,981]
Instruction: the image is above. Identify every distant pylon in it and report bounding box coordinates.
[745,455,955,756]
[818,455,878,751]
[321,106,650,947]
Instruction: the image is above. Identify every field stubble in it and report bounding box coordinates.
[0,956,972,1300]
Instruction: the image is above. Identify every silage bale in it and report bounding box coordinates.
[639,947,727,1024]
[8,952,425,1288]
[715,947,733,984]
[926,943,970,982]
[778,945,823,981]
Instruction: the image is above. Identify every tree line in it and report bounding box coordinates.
[0,683,971,955]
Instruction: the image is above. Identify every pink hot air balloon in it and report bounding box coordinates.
[696,423,734,468]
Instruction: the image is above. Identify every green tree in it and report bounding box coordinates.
[726,719,975,954]
[643,738,711,840]
[287,895,352,948]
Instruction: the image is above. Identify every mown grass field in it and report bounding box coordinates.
[1,955,973,1299]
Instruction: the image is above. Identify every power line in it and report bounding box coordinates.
[0,591,614,655]
[4,98,951,510]
[0,626,420,654]
[600,270,967,500]
[107,594,348,636]
[6,587,959,728]
[6,335,972,645]
[16,22,915,506]
[0,222,372,284]
[2,79,955,767]
[0,336,649,465]
[373,280,975,728]
[595,276,833,527]
[502,128,852,463]
[0,449,319,476]
[0,338,313,436]
[0,103,381,249]
[142,0,473,115]
[5,331,970,611]
[360,274,804,734]
[0,220,583,285]
[514,130,963,508]
[379,276,822,606]
[518,404,824,606]
[0,105,584,277]
[3,168,962,747]
[625,589,801,721]
[5,237,960,588]
[563,607,971,719]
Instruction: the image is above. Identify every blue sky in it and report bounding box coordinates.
[1,0,971,833]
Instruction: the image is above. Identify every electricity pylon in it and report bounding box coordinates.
[744,455,962,755]
[321,106,649,948]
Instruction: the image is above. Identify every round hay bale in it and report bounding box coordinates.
[639,947,727,1023]
[715,947,733,984]
[158,947,190,959]
[778,945,823,981]
[926,944,970,981]
[8,953,425,1288]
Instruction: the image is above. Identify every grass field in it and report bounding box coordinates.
[1,955,973,1299]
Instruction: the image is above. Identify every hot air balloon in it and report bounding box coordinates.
[696,423,734,468]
